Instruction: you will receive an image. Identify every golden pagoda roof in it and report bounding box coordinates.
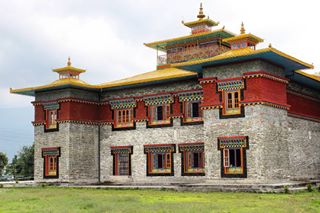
[53,57,86,73]
[10,78,97,96]
[223,33,264,43]
[144,28,235,51]
[98,68,197,89]
[182,18,219,28]
[183,3,219,28]
[10,68,197,96]
[171,46,313,69]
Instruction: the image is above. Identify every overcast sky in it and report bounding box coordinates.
[0,0,319,160]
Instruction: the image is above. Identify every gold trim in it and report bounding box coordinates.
[144,28,235,50]
[171,47,314,69]
[295,70,320,82]
[10,68,197,94]
[223,33,264,43]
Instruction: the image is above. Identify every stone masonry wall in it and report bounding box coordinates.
[203,60,285,79]
[34,124,71,182]
[287,117,320,180]
[99,105,292,184]
[34,123,99,183]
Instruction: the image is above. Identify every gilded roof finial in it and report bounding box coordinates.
[240,22,246,34]
[67,57,71,66]
[197,3,206,19]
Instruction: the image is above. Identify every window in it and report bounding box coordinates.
[179,143,205,176]
[223,148,242,174]
[182,101,203,123]
[217,79,244,118]
[218,137,248,178]
[149,104,171,126]
[111,146,133,176]
[144,144,175,176]
[114,108,134,128]
[42,147,60,179]
[224,91,241,115]
[45,109,58,130]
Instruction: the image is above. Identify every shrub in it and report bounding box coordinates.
[284,185,289,194]
[0,184,3,188]
[307,183,313,192]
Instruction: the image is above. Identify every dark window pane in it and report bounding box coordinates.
[157,106,163,120]
[229,149,235,167]
[236,149,241,167]
[157,154,163,168]
[192,102,199,118]
[119,154,129,175]
[193,152,199,168]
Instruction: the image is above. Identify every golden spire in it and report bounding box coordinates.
[240,22,246,34]
[67,57,71,66]
[197,3,206,19]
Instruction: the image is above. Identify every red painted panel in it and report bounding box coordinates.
[135,100,147,120]
[172,96,182,117]
[34,105,45,122]
[288,93,320,119]
[243,77,287,106]
[99,104,113,122]
[201,82,220,107]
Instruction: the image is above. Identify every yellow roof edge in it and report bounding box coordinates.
[52,66,86,73]
[100,71,197,89]
[295,70,320,82]
[183,18,219,28]
[10,68,198,94]
[144,28,235,49]
[269,47,314,69]
[10,79,100,94]
[171,47,314,69]
[223,33,264,43]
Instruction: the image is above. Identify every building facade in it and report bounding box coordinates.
[11,5,320,184]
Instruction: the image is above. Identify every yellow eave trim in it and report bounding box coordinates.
[183,18,219,27]
[10,68,198,94]
[53,66,86,73]
[295,70,320,82]
[223,33,264,43]
[171,47,314,69]
[144,28,235,49]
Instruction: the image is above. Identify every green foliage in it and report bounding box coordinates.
[0,184,3,188]
[307,183,313,192]
[284,185,289,194]
[0,152,8,176]
[6,144,34,179]
[0,188,319,213]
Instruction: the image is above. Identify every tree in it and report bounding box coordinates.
[0,152,8,176]
[6,144,34,179]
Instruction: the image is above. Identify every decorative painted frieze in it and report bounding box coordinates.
[109,98,136,109]
[178,90,203,102]
[143,95,174,106]
[217,79,244,92]
[218,136,248,149]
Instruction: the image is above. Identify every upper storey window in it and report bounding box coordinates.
[144,95,173,127]
[179,91,203,124]
[149,104,171,126]
[217,80,245,118]
[43,102,59,132]
[110,99,136,130]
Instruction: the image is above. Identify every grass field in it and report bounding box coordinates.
[0,187,319,213]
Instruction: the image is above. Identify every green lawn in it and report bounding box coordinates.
[0,187,319,213]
